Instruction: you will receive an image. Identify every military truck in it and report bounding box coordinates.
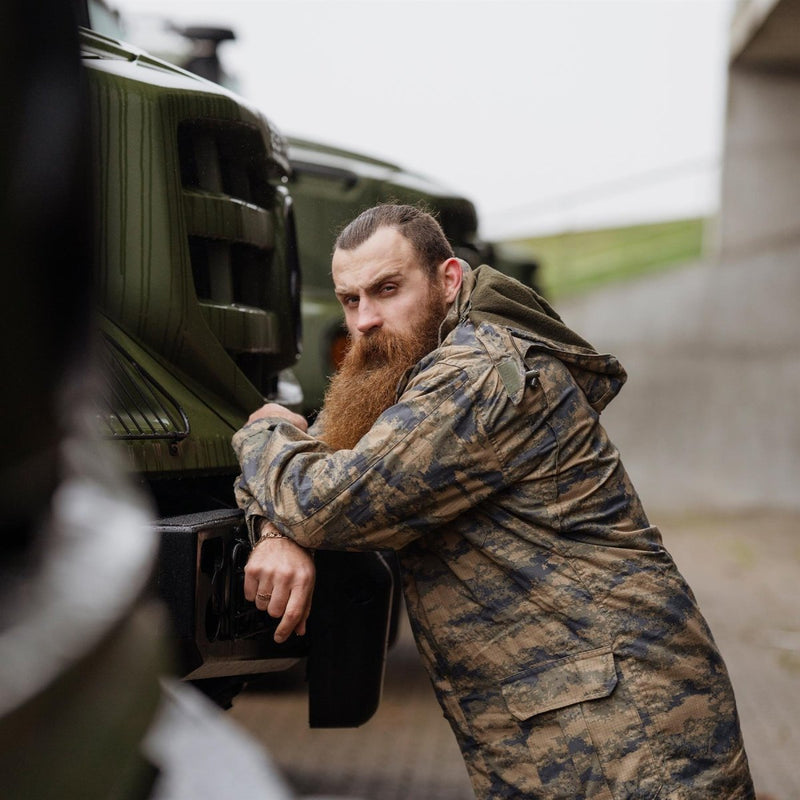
[80,10,394,724]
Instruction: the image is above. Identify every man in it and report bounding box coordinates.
[233,204,754,798]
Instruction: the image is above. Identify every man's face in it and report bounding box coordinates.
[319,225,457,450]
[332,225,443,344]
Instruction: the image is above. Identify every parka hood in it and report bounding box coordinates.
[442,263,627,413]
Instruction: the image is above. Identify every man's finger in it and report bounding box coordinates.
[243,571,260,603]
[294,592,313,637]
[273,585,312,643]
[265,584,289,620]
[255,587,274,610]
[247,403,308,430]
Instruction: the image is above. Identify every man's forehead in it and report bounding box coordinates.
[332,226,423,290]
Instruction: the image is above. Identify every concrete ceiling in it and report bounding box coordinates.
[731,0,800,68]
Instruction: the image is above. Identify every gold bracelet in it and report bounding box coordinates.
[255,521,286,547]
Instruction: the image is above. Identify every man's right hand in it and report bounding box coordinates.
[247,403,308,431]
[243,522,315,643]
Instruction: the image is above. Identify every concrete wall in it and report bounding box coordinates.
[558,244,800,514]
[719,68,800,255]
[557,0,800,515]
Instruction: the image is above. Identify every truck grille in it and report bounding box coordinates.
[99,336,189,440]
[177,119,298,394]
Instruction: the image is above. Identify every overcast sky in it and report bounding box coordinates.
[109,0,736,239]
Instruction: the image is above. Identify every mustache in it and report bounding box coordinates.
[346,328,415,370]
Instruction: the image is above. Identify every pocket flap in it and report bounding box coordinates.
[501,647,618,721]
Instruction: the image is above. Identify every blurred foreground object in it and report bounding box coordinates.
[0,1,366,797]
[0,0,165,795]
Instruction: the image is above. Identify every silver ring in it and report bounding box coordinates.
[256,593,271,601]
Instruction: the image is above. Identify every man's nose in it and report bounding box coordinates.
[355,300,382,334]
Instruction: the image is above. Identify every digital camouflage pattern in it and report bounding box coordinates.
[233,265,754,799]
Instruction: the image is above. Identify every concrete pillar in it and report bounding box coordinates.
[719,66,800,255]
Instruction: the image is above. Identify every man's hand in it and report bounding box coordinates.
[247,402,308,431]
[244,523,315,643]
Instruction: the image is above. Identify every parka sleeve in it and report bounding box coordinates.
[231,358,508,551]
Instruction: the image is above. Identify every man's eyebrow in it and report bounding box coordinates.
[335,270,404,296]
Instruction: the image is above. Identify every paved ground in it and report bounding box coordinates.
[230,512,800,799]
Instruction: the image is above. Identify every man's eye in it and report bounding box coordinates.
[380,284,397,295]
[344,296,359,307]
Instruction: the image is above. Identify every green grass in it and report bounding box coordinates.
[500,217,707,299]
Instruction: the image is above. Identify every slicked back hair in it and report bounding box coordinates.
[334,204,454,280]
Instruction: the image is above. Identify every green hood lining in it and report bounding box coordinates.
[445,263,627,413]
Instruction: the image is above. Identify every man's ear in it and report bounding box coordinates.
[440,257,463,303]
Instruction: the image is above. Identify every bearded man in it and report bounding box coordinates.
[232,204,754,799]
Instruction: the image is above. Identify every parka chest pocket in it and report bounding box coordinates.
[501,647,661,799]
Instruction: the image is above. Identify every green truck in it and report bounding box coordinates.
[81,15,393,722]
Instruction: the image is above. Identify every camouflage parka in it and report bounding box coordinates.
[233,264,754,799]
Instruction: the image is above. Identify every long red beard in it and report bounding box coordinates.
[319,288,446,451]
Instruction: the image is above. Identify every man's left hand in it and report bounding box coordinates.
[244,523,315,643]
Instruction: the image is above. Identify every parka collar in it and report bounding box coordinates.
[440,262,627,413]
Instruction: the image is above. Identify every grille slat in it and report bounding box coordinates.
[177,118,290,394]
[100,336,190,441]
